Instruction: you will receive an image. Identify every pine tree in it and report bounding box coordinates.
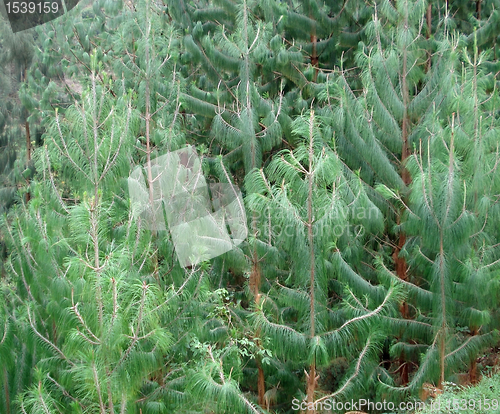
[315,0,438,385]
[443,0,500,57]
[3,2,266,411]
[315,0,500,397]
[164,0,289,407]
[377,36,500,393]
[2,0,500,411]
[0,26,37,406]
[3,69,188,413]
[0,20,36,209]
[245,110,404,413]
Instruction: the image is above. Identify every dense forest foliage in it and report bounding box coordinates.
[1,0,500,413]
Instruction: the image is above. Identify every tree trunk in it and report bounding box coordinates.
[309,8,318,82]
[425,4,432,72]
[305,110,318,412]
[305,363,318,414]
[25,120,31,203]
[257,358,265,407]
[394,27,411,317]
[438,231,447,390]
[24,67,31,203]
[393,227,409,318]
[310,32,318,82]
[398,355,409,385]
[392,11,412,386]
[3,367,10,414]
[250,216,266,408]
[468,327,479,384]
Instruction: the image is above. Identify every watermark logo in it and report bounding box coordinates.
[128,145,247,268]
[2,0,79,32]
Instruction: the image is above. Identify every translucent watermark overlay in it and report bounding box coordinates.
[291,397,499,413]
[127,146,384,267]
[2,0,80,32]
[292,398,402,412]
[128,146,247,268]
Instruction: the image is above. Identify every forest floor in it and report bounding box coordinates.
[413,350,500,414]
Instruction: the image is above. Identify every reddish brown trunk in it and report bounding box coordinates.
[309,6,318,83]
[469,360,478,384]
[393,225,409,318]
[469,327,479,384]
[310,33,318,83]
[438,330,445,389]
[257,360,265,407]
[304,363,319,414]
[391,23,413,386]
[249,251,261,302]
[399,357,409,385]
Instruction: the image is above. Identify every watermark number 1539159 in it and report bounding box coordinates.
[2,0,80,32]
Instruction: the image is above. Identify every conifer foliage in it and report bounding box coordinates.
[1,0,500,413]
[246,110,404,411]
